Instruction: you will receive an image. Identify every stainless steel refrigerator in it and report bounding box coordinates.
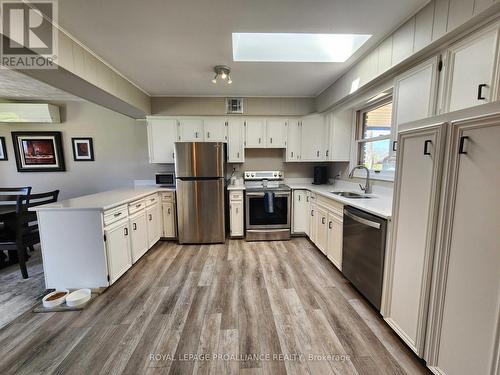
[175,142,225,244]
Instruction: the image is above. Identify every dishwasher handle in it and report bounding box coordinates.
[344,210,381,229]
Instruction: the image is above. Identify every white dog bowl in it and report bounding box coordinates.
[66,289,91,307]
[42,289,69,308]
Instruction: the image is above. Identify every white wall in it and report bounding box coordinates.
[0,100,158,200]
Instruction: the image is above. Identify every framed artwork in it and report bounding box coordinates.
[11,131,65,172]
[72,137,94,161]
[0,137,6,160]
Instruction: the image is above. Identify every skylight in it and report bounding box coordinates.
[232,33,371,63]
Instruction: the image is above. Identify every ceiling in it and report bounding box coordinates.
[0,69,80,101]
[58,0,428,97]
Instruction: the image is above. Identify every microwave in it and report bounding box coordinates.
[155,172,175,187]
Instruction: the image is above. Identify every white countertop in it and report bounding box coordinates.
[287,179,393,219]
[32,187,175,212]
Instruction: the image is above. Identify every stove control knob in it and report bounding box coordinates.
[278,172,283,177]
[273,173,277,177]
[251,173,255,177]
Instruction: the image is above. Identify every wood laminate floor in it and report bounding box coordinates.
[0,247,45,330]
[0,238,430,375]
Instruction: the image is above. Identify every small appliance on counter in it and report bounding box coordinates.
[244,170,291,241]
[313,166,328,185]
[155,172,176,187]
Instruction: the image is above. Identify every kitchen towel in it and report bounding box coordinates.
[264,191,275,214]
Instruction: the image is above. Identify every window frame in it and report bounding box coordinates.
[355,96,396,181]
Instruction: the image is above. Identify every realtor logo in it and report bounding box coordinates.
[0,0,58,69]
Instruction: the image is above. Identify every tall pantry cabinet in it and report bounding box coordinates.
[425,114,500,375]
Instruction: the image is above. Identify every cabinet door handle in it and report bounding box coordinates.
[236,207,239,214]
[291,151,294,158]
[167,208,171,215]
[424,140,432,155]
[329,221,333,229]
[136,204,141,208]
[298,195,300,202]
[124,227,128,236]
[306,196,309,202]
[207,131,210,138]
[172,152,175,159]
[114,212,122,217]
[458,136,469,154]
[270,137,273,144]
[237,152,240,158]
[392,140,397,152]
[311,210,314,216]
[258,137,261,144]
[149,214,152,221]
[133,223,137,230]
[326,150,329,157]
[477,84,487,100]
[322,217,326,224]
[195,132,199,138]
[316,151,320,157]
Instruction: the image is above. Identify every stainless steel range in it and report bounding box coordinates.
[244,171,291,241]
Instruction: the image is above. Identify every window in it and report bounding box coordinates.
[356,99,396,178]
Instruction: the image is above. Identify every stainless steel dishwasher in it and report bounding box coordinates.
[342,206,387,311]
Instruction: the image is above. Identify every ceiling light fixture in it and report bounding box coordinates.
[212,65,232,84]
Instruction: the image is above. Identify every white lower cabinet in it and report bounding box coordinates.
[292,190,309,233]
[162,202,176,238]
[315,206,328,255]
[129,211,149,263]
[160,191,177,239]
[229,191,244,237]
[326,211,343,270]
[104,219,132,284]
[383,123,446,355]
[146,203,161,248]
[425,115,500,375]
[295,191,343,268]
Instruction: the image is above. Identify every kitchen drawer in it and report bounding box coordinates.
[229,191,243,201]
[160,191,175,202]
[128,199,145,215]
[145,194,159,207]
[104,204,129,227]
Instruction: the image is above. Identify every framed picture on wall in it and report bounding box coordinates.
[0,137,7,160]
[71,137,94,161]
[11,132,65,172]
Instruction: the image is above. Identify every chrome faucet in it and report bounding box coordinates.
[348,165,372,194]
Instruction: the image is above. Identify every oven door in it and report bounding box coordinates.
[245,191,290,230]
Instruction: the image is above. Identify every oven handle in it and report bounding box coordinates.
[344,210,381,229]
[246,192,290,197]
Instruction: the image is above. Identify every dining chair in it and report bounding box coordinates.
[0,190,59,278]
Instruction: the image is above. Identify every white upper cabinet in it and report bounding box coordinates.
[383,123,446,356]
[204,118,227,142]
[328,112,351,161]
[286,119,302,161]
[178,118,204,141]
[245,118,266,148]
[266,119,287,148]
[393,57,439,128]
[227,118,245,163]
[443,24,500,112]
[147,117,177,164]
[474,0,494,14]
[301,114,327,161]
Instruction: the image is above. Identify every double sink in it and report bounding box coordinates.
[332,191,372,199]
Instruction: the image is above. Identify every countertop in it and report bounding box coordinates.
[287,182,392,219]
[31,187,175,212]
[227,179,393,219]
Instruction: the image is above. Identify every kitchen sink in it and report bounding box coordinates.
[331,191,372,199]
